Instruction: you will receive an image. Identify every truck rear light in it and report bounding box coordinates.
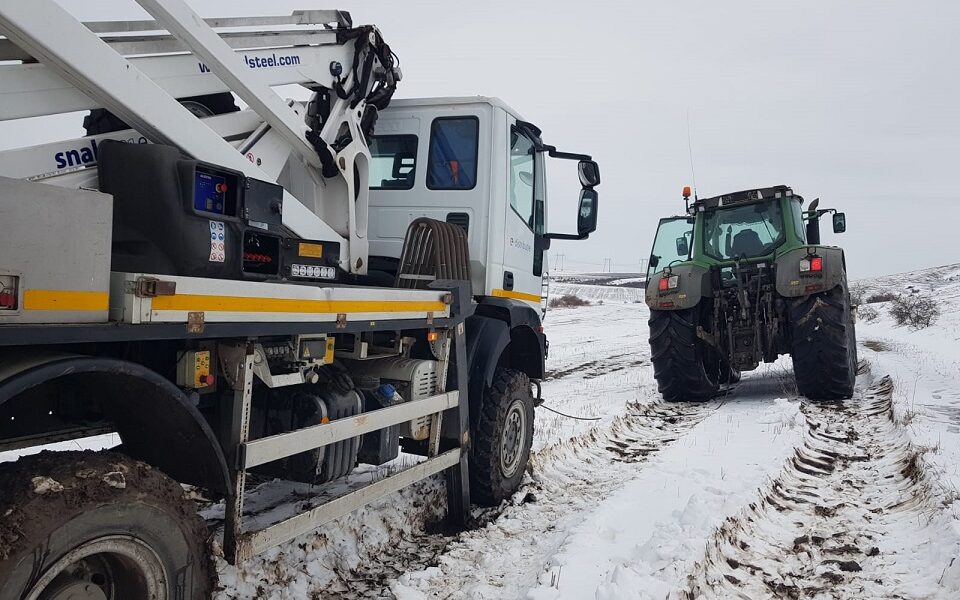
[0,275,18,310]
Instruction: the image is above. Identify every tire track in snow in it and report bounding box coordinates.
[388,399,720,598]
[682,368,952,599]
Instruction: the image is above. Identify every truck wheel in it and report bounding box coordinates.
[469,368,535,506]
[0,451,212,600]
[649,308,719,401]
[789,283,857,400]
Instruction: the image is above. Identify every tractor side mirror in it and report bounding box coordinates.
[649,255,660,269]
[577,188,599,237]
[578,160,601,187]
[675,236,689,256]
[832,212,846,234]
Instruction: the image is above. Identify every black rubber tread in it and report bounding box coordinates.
[789,284,857,400]
[469,368,535,506]
[0,450,213,599]
[649,308,719,402]
[83,92,240,136]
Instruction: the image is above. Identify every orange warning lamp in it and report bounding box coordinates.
[682,186,692,199]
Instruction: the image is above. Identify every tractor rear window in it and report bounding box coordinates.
[427,117,479,190]
[702,200,786,261]
[369,135,418,190]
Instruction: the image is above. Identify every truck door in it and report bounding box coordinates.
[498,122,544,307]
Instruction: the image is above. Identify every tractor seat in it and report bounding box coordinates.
[731,229,765,257]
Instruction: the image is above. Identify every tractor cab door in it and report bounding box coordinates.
[647,217,694,281]
[498,118,546,307]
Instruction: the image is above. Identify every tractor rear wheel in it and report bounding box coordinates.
[789,282,857,400]
[649,308,720,401]
[0,451,212,600]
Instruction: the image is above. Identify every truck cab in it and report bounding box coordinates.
[367,97,600,310]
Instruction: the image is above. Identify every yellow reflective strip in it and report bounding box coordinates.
[150,294,446,314]
[22,290,109,312]
[491,288,542,303]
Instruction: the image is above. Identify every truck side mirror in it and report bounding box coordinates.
[578,160,601,187]
[832,212,846,234]
[675,236,689,256]
[577,188,599,236]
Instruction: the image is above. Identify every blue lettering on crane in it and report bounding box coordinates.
[198,53,301,73]
[52,137,148,170]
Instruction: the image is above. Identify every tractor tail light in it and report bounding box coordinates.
[658,275,680,291]
[799,257,823,273]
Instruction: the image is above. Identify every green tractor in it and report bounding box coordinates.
[645,185,856,401]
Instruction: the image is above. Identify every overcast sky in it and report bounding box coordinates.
[17,1,960,277]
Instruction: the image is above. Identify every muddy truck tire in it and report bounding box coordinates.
[0,451,212,600]
[649,308,720,402]
[470,368,535,506]
[789,283,857,400]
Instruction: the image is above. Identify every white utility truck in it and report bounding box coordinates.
[0,2,600,598]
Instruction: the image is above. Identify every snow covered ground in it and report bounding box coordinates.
[8,268,960,599]
[386,269,960,600]
[212,268,960,598]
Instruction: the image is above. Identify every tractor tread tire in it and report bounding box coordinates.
[789,285,857,400]
[469,368,534,507]
[0,450,213,600]
[649,308,719,402]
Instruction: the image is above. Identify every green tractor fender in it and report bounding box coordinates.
[775,245,846,297]
[645,264,712,311]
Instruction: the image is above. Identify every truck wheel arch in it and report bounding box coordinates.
[466,298,546,423]
[0,352,230,495]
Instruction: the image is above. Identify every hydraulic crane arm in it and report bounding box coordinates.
[0,1,400,273]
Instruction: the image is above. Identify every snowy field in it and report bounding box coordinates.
[6,267,960,599]
[205,265,960,598]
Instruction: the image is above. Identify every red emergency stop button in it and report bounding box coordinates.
[200,374,215,386]
[215,183,228,194]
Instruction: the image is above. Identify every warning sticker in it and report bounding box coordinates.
[209,221,225,263]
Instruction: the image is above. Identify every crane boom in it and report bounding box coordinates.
[0,1,400,273]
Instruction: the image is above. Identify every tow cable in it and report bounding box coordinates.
[532,380,602,421]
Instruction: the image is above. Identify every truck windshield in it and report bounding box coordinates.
[648,217,693,279]
[702,200,785,260]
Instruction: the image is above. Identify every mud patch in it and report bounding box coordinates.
[863,339,892,352]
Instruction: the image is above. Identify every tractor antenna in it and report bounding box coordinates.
[686,109,699,200]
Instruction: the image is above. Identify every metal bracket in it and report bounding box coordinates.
[133,276,176,298]
[336,313,347,329]
[187,311,205,334]
[696,325,718,348]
